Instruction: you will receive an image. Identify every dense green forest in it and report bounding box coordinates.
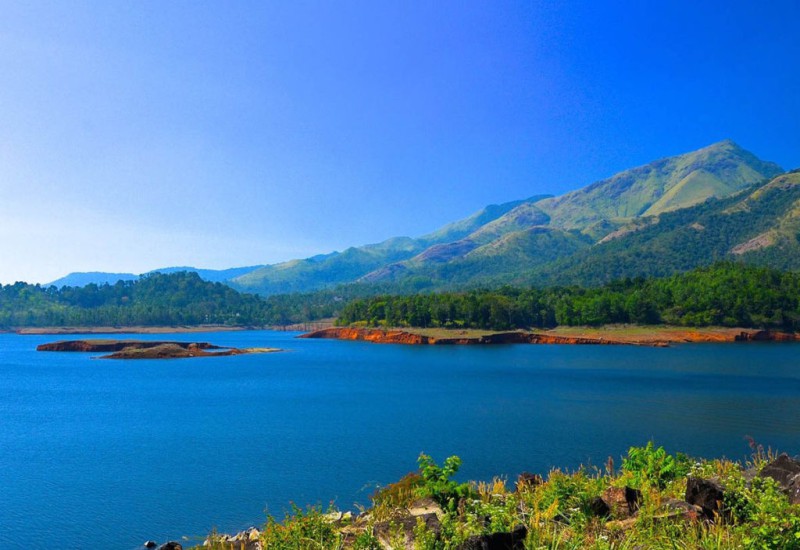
[3,263,800,330]
[336,263,800,330]
[0,271,344,328]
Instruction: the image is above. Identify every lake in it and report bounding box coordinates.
[1,331,799,548]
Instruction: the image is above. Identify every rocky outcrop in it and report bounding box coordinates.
[301,326,799,346]
[373,513,441,549]
[37,339,280,359]
[758,454,800,504]
[204,527,262,550]
[599,486,641,519]
[299,328,640,346]
[685,477,727,521]
[300,327,433,345]
[37,340,218,352]
[735,330,799,342]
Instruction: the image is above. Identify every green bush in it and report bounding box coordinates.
[622,442,691,489]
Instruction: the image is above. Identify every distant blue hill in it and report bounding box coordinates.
[47,265,263,288]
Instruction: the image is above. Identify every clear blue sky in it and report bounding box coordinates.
[1,1,798,284]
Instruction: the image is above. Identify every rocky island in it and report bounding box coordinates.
[36,339,280,359]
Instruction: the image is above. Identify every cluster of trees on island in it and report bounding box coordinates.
[337,263,800,330]
[2,262,800,330]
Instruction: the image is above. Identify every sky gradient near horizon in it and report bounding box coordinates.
[1,1,799,284]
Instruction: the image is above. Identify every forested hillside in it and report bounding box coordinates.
[337,263,800,330]
[232,140,783,295]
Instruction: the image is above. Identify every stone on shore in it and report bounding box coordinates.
[758,453,800,504]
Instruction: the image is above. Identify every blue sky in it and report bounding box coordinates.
[1,1,798,284]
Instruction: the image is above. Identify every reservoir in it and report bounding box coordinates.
[1,331,798,548]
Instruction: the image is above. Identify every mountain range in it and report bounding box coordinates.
[50,140,796,294]
[48,265,263,288]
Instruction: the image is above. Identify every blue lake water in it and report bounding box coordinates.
[1,331,799,548]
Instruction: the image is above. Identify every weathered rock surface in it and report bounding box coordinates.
[408,497,444,519]
[685,477,727,521]
[204,527,261,549]
[37,339,279,359]
[456,525,527,550]
[37,339,218,352]
[299,327,635,346]
[758,454,800,504]
[516,472,543,489]
[655,498,703,521]
[589,496,611,518]
[156,542,182,550]
[600,486,641,518]
[302,327,800,346]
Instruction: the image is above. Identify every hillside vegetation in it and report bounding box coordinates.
[6,263,800,332]
[200,443,800,550]
[231,140,784,296]
[336,263,800,331]
[0,272,274,328]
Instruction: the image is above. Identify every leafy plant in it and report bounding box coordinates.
[415,453,474,511]
[621,442,691,489]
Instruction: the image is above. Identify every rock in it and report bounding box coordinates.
[340,523,369,546]
[588,496,611,518]
[516,472,543,489]
[204,528,261,550]
[36,338,277,359]
[156,543,182,550]
[408,497,444,519]
[373,512,441,549]
[456,525,527,549]
[143,542,157,549]
[601,486,640,518]
[758,453,800,504]
[685,477,726,521]
[655,498,703,521]
[625,487,642,514]
[323,511,352,523]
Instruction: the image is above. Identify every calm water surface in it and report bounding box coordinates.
[1,331,799,548]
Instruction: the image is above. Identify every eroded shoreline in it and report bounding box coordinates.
[299,325,800,346]
[36,339,281,359]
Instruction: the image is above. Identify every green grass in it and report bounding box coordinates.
[196,443,800,549]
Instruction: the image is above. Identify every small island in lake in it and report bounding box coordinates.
[36,339,281,359]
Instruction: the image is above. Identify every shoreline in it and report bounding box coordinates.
[299,325,800,346]
[8,325,255,335]
[6,320,337,335]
